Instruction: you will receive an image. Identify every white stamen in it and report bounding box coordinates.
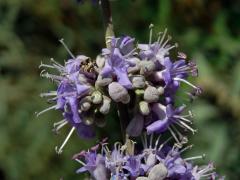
[59,39,75,59]
[55,127,75,154]
[162,35,172,48]
[179,145,193,154]
[159,28,168,46]
[185,154,205,161]
[40,91,57,97]
[50,58,64,68]
[39,62,55,69]
[178,120,197,134]
[174,115,192,123]
[53,120,68,133]
[168,126,180,144]
[154,135,161,150]
[174,77,199,89]
[75,159,86,166]
[149,24,154,45]
[53,119,67,127]
[35,105,57,117]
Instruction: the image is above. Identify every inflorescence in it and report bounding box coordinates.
[38,25,223,179]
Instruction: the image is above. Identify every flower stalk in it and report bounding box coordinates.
[100,0,129,141]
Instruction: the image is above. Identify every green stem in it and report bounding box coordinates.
[117,103,129,141]
[100,0,115,48]
[100,0,129,142]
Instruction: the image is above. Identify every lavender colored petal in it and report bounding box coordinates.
[76,123,95,139]
[115,68,132,89]
[68,97,81,123]
[146,118,169,134]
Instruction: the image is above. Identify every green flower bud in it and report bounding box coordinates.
[139,101,150,115]
[157,86,164,95]
[99,95,111,114]
[91,91,102,104]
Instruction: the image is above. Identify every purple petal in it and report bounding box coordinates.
[101,59,113,77]
[68,97,81,123]
[76,166,87,173]
[76,123,95,139]
[115,68,132,89]
[146,118,169,134]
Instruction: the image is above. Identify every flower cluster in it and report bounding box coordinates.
[38,27,201,153]
[38,24,224,178]
[73,135,223,180]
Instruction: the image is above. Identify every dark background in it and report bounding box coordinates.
[0,0,240,179]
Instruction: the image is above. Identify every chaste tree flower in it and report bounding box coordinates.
[37,0,224,178]
[73,135,223,180]
[38,25,202,153]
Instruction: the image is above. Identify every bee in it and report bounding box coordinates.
[80,58,97,73]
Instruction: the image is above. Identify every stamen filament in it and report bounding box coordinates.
[36,105,57,117]
[59,39,76,59]
[55,127,75,154]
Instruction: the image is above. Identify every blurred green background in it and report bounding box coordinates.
[0,0,240,179]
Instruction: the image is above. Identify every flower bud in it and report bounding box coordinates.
[80,101,91,112]
[139,101,150,115]
[108,82,130,104]
[139,60,156,74]
[96,55,105,68]
[146,153,157,167]
[91,91,102,104]
[148,163,168,180]
[96,75,112,86]
[132,76,146,89]
[99,96,111,114]
[157,86,164,95]
[93,162,107,180]
[80,96,92,111]
[144,86,160,103]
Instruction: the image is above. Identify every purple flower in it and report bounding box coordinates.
[138,29,177,64]
[123,156,144,177]
[100,36,136,89]
[146,104,196,136]
[154,57,198,86]
[75,150,107,180]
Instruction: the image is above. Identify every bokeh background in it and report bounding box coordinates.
[0,0,240,179]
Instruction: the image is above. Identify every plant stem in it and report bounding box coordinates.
[117,103,129,141]
[100,0,129,142]
[100,0,114,48]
